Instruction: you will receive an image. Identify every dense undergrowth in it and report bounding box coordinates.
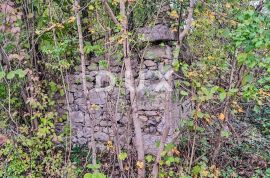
[0,0,269,177]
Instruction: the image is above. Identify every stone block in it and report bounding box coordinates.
[70,111,84,123]
[138,24,177,42]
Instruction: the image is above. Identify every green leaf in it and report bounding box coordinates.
[87,164,101,170]
[84,173,92,178]
[237,53,248,63]
[6,71,15,80]
[0,71,5,80]
[192,165,201,176]
[219,92,226,101]
[15,69,27,78]
[221,130,231,138]
[229,88,238,93]
[197,111,204,119]
[145,155,154,163]
[118,152,128,160]
[180,90,188,96]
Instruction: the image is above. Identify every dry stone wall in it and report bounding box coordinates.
[58,25,192,154]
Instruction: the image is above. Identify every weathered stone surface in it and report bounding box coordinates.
[144,60,156,67]
[58,24,192,155]
[89,90,107,105]
[70,111,84,123]
[139,115,148,122]
[144,45,172,60]
[95,132,109,141]
[83,127,92,137]
[143,134,160,154]
[68,93,74,104]
[87,63,98,71]
[138,24,177,42]
[100,120,111,127]
[74,90,83,98]
[145,111,158,116]
[78,137,87,145]
[75,98,87,111]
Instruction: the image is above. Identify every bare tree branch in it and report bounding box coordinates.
[152,1,195,177]
[102,0,120,26]
[74,0,97,166]
[119,0,145,177]
[179,0,195,43]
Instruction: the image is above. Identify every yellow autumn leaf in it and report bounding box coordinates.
[117,37,124,44]
[208,56,215,60]
[56,23,64,29]
[88,5,94,11]
[218,113,225,121]
[171,27,177,32]
[88,28,95,34]
[170,10,179,19]
[201,169,209,176]
[90,104,100,110]
[35,30,41,35]
[27,13,34,18]
[225,3,231,9]
[106,140,113,150]
[67,16,76,23]
[136,161,144,169]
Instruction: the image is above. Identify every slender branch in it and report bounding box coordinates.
[119,0,145,177]
[74,0,97,166]
[151,85,172,178]
[102,0,120,26]
[178,0,195,44]
[152,1,195,177]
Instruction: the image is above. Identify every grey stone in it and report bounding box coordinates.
[72,137,78,143]
[89,71,98,77]
[110,59,122,67]
[70,111,84,123]
[145,111,158,116]
[139,115,148,122]
[148,66,158,70]
[78,137,87,145]
[143,134,160,154]
[89,90,107,105]
[87,63,98,71]
[144,45,172,60]
[110,67,121,73]
[95,132,109,141]
[149,127,156,133]
[155,117,161,122]
[94,126,100,132]
[144,60,156,67]
[100,120,111,127]
[68,93,74,104]
[147,119,156,125]
[83,127,92,137]
[77,130,84,138]
[157,120,165,133]
[75,98,87,110]
[137,100,165,110]
[138,24,177,42]
[68,84,76,92]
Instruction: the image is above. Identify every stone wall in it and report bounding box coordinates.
[58,25,192,154]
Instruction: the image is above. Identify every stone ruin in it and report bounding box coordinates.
[57,24,192,154]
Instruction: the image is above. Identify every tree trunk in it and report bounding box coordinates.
[119,0,145,177]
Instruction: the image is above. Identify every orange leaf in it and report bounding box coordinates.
[218,113,225,121]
